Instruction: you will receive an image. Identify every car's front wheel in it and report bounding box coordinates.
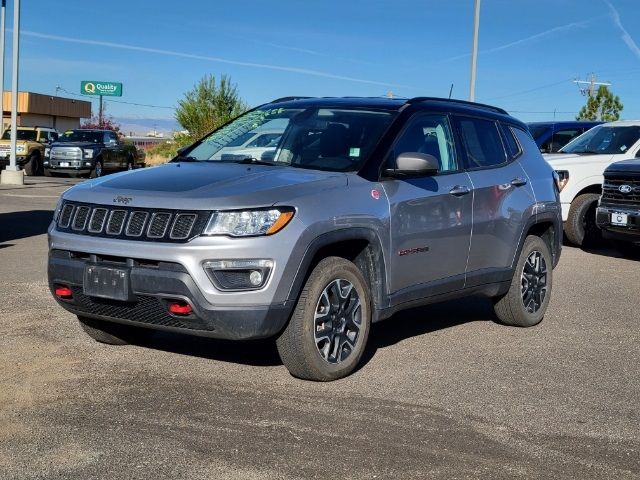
[276,257,371,381]
[89,160,103,179]
[24,153,40,176]
[565,193,601,246]
[493,235,553,327]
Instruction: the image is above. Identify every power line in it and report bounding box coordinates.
[480,78,573,101]
[54,86,174,110]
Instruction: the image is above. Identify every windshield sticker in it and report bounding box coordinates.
[349,147,361,157]
[620,145,627,151]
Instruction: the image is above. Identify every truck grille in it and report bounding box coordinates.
[601,174,640,208]
[56,201,209,242]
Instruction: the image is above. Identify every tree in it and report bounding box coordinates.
[80,115,121,132]
[175,74,248,140]
[576,85,623,122]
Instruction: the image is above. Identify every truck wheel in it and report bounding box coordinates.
[493,235,553,327]
[78,316,151,345]
[89,160,103,179]
[565,193,601,247]
[24,153,40,176]
[276,257,371,381]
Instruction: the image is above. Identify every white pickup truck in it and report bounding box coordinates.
[544,121,640,246]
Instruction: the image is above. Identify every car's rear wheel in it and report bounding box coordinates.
[493,235,553,327]
[565,193,601,247]
[77,316,152,345]
[89,160,103,179]
[276,257,371,381]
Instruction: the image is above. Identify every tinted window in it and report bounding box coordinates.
[391,113,458,172]
[38,131,49,142]
[458,117,506,168]
[1,130,38,141]
[528,125,549,142]
[561,125,640,155]
[541,128,581,153]
[58,131,103,144]
[501,124,522,158]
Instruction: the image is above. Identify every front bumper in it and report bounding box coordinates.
[48,249,293,339]
[596,205,640,243]
[0,155,28,168]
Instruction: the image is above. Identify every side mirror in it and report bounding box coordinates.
[261,149,276,162]
[384,152,439,178]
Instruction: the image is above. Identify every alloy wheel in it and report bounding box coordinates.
[314,279,362,364]
[520,250,547,313]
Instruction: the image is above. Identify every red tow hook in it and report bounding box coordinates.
[55,286,73,299]
[168,301,193,316]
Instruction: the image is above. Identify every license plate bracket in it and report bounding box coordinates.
[83,265,133,301]
[611,212,628,226]
[59,161,69,167]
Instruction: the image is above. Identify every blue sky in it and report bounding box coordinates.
[7,0,640,132]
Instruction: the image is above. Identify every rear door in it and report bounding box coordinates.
[452,115,535,286]
[383,112,473,298]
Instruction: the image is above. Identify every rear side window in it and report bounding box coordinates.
[500,124,522,159]
[457,117,506,169]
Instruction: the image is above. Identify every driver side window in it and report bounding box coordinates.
[391,114,458,173]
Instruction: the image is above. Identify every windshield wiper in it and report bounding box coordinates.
[171,155,200,163]
[233,157,281,166]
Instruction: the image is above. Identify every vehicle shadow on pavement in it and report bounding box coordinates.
[0,210,52,243]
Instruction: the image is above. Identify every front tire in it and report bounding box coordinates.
[565,193,601,247]
[24,153,40,176]
[276,257,371,381]
[78,316,151,345]
[493,235,553,327]
[89,159,103,179]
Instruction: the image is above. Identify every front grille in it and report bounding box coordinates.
[601,174,640,208]
[56,201,209,243]
[70,287,214,331]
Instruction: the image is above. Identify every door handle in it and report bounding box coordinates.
[511,177,527,187]
[449,185,471,196]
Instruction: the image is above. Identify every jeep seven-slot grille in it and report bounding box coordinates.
[56,201,209,242]
[601,174,640,208]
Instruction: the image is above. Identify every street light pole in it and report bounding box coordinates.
[8,0,19,172]
[469,0,481,102]
[0,0,6,132]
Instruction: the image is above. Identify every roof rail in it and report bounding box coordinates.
[406,96,508,115]
[270,96,313,103]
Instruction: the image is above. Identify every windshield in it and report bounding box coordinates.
[1,130,38,141]
[560,125,640,154]
[182,105,396,172]
[58,130,103,144]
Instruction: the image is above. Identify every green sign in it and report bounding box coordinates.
[81,80,122,97]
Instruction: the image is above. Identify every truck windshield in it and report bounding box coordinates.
[58,131,103,144]
[560,125,640,155]
[181,105,396,172]
[1,130,38,141]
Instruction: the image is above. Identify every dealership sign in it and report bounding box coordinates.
[81,81,122,97]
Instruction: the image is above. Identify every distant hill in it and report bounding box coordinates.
[114,117,180,136]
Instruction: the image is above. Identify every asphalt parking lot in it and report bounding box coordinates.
[0,177,638,479]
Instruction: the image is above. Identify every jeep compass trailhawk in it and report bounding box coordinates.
[48,97,562,381]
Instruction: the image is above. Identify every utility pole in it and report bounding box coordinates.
[573,73,611,97]
[0,0,5,133]
[469,0,481,102]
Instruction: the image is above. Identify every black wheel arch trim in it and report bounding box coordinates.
[279,227,389,313]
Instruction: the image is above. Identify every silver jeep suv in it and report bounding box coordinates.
[48,97,562,381]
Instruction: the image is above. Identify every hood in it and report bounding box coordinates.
[543,152,615,169]
[63,162,347,210]
[606,158,640,174]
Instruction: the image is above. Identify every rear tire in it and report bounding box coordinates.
[24,153,40,176]
[565,193,601,247]
[276,257,371,381]
[493,235,553,327]
[78,316,151,345]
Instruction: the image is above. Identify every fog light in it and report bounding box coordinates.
[168,301,193,315]
[54,285,72,299]
[85,162,92,166]
[249,270,263,286]
[203,259,273,291]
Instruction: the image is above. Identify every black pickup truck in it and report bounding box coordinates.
[44,129,144,178]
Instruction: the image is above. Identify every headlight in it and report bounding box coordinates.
[44,147,50,158]
[203,208,294,237]
[53,196,64,222]
[554,170,569,192]
[83,149,94,158]
[16,145,25,153]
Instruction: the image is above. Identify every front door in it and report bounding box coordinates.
[383,113,473,298]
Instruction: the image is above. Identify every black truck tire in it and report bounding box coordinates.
[24,152,40,176]
[565,193,601,247]
[89,160,103,179]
